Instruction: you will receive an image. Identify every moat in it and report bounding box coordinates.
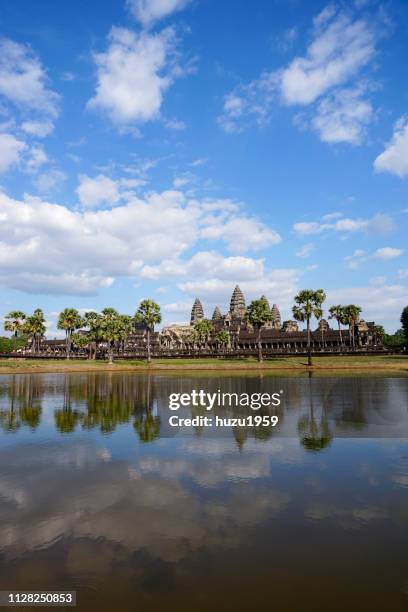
[0,372,407,611]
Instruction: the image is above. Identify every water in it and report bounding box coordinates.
[0,372,407,611]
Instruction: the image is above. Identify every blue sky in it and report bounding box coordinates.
[0,0,407,334]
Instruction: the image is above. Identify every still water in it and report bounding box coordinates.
[0,372,407,611]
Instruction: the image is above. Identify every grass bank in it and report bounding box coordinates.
[0,354,406,374]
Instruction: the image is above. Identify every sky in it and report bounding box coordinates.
[0,0,407,336]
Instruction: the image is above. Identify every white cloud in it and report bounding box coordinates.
[21,120,54,138]
[277,27,298,53]
[0,133,26,173]
[35,169,66,193]
[164,118,186,130]
[345,246,404,268]
[374,117,408,178]
[201,215,281,252]
[321,211,343,221]
[344,249,366,269]
[141,251,265,281]
[163,301,191,315]
[76,174,121,208]
[0,189,280,295]
[293,213,395,236]
[127,0,190,28]
[280,12,374,105]
[0,37,59,123]
[373,247,404,260]
[296,242,314,258]
[312,86,373,144]
[25,145,48,173]
[398,269,408,280]
[88,27,181,127]
[178,268,301,318]
[219,7,376,144]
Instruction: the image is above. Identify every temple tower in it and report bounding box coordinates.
[212,306,222,322]
[190,298,204,325]
[260,295,270,309]
[271,304,281,329]
[230,285,246,318]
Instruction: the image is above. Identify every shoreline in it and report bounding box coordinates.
[0,355,406,375]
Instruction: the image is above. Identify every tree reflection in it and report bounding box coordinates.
[0,375,42,432]
[298,373,333,452]
[133,376,160,443]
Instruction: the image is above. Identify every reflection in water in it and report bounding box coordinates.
[0,373,407,611]
[0,372,407,444]
[298,373,333,451]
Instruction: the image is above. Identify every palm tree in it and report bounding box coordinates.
[135,299,162,363]
[245,299,272,362]
[99,308,131,364]
[292,289,326,366]
[119,315,133,356]
[342,305,362,350]
[83,311,103,359]
[193,319,213,349]
[57,308,83,360]
[215,330,230,353]
[71,333,90,357]
[328,305,346,348]
[4,311,26,352]
[400,306,408,349]
[373,325,385,346]
[23,309,46,354]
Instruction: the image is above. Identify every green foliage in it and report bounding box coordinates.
[215,330,230,347]
[245,299,273,328]
[245,299,273,362]
[4,311,26,338]
[401,306,408,345]
[83,311,103,342]
[135,299,162,362]
[71,333,90,350]
[193,319,213,343]
[384,328,406,349]
[342,304,362,326]
[292,289,326,324]
[57,308,83,334]
[292,290,326,365]
[328,304,347,325]
[100,308,130,344]
[57,308,83,359]
[0,336,27,354]
[135,299,162,329]
[22,309,46,352]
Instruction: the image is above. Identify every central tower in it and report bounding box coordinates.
[229,285,246,318]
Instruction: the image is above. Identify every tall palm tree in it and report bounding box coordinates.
[4,311,26,352]
[57,308,83,359]
[342,305,362,350]
[135,299,162,363]
[193,319,213,349]
[23,309,46,354]
[215,330,230,353]
[99,308,131,364]
[83,311,103,359]
[292,289,326,366]
[328,305,346,348]
[245,299,272,362]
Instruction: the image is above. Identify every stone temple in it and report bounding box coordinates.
[158,285,382,354]
[35,284,384,358]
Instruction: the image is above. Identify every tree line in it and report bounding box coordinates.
[3,299,161,363]
[3,292,407,364]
